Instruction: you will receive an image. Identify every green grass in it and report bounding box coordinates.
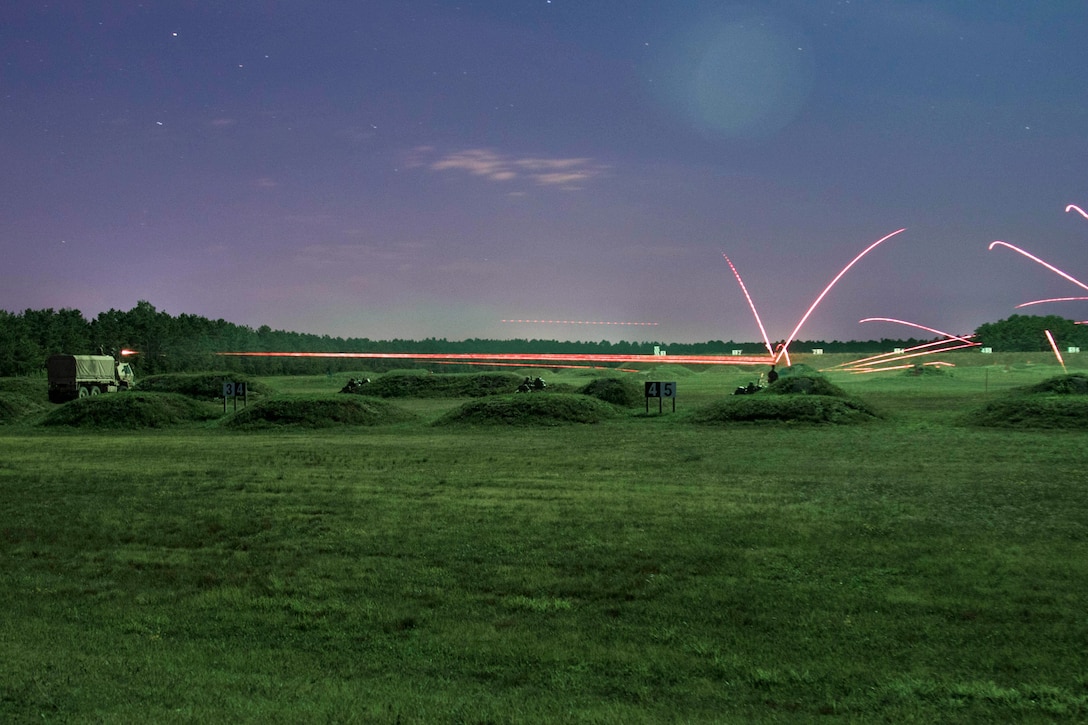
[578,376,644,407]
[364,371,538,398]
[2,355,1088,722]
[223,395,419,429]
[136,372,274,401]
[435,393,617,426]
[39,391,221,428]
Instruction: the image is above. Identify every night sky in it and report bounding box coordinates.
[4,1,1088,344]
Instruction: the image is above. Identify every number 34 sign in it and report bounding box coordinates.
[644,381,676,413]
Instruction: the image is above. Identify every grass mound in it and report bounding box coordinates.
[39,392,219,429]
[435,394,616,426]
[693,394,880,424]
[136,372,271,400]
[970,374,1088,428]
[0,392,46,424]
[764,373,851,397]
[696,375,877,424]
[0,377,45,398]
[905,363,950,377]
[783,363,819,375]
[578,377,643,407]
[1021,372,1088,395]
[970,398,1088,429]
[642,364,698,378]
[366,371,525,398]
[223,396,417,429]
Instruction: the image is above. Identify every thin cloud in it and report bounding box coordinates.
[417,147,607,190]
[294,241,429,269]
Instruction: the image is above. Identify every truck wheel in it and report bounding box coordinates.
[90,386,101,396]
[78,386,89,398]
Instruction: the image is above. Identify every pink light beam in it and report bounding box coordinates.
[215,351,775,366]
[858,317,975,344]
[1066,204,1088,220]
[828,337,955,370]
[1044,329,1067,373]
[848,361,955,375]
[501,319,658,326]
[988,241,1088,293]
[722,254,774,356]
[830,338,978,372]
[1015,297,1088,308]
[775,228,907,365]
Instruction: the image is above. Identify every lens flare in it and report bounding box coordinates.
[988,241,1088,293]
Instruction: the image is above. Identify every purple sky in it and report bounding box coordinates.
[4,1,1088,344]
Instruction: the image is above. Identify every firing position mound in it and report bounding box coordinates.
[223,396,417,429]
[0,393,45,424]
[0,378,46,424]
[137,373,270,401]
[694,374,880,424]
[578,377,643,407]
[970,373,1088,428]
[365,371,528,398]
[435,393,615,426]
[39,392,219,429]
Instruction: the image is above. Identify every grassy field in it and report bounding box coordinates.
[2,354,1088,722]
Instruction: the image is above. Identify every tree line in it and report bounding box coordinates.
[2,302,1083,377]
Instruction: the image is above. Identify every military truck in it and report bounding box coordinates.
[47,354,135,403]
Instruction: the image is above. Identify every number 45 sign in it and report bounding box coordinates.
[644,381,676,413]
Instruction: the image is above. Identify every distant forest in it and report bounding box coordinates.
[1,301,1085,377]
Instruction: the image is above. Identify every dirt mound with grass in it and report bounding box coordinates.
[136,372,272,401]
[771,362,819,378]
[435,394,615,426]
[695,374,879,424]
[693,395,879,424]
[39,392,219,429]
[969,374,1088,428]
[365,371,526,398]
[0,377,46,398]
[1021,373,1088,395]
[1,376,48,423]
[970,398,1088,429]
[646,364,698,378]
[904,363,950,377]
[0,392,46,424]
[764,373,851,397]
[223,396,417,429]
[578,377,643,407]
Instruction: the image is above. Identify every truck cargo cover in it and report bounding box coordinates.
[47,355,116,380]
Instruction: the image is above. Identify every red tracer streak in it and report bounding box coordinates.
[988,241,1088,293]
[775,228,907,364]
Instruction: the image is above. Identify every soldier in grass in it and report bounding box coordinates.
[767,365,779,385]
